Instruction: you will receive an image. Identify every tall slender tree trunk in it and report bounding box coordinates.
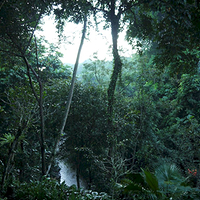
[88,168,92,189]
[35,36,46,176]
[60,14,87,135]
[24,56,46,176]
[39,82,46,176]
[0,6,45,180]
[76,154,81,189]
[46,14,87,176]
[19,141,25,182]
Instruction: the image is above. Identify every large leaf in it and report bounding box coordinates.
[142,169,163,198]
[143,169,159,192]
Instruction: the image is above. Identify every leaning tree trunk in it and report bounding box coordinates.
[60,14,87,135]
[46,14,87,176]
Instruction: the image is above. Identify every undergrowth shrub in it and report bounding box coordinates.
[14,178,111,200]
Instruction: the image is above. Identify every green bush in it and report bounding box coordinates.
[14,178,111,200]
[121,163,200,200]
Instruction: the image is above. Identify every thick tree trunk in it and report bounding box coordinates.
[106,0,123,164]
[107,0,122,121]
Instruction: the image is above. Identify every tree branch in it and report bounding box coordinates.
[121,0,140,14]
[24,10,44,54]
[0,0,6,11]
[23,57,40,103]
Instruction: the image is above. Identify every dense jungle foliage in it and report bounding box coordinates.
[0,0,200,199]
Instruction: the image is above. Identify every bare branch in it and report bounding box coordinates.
[0,0,6,11]
[0,98,10,105]
[23,57,40,103]
[24,10,44,54]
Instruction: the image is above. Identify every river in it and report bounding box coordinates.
[58,161,86,188]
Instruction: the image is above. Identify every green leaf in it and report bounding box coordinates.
[0,133,15,146]
[142,169,159,193]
